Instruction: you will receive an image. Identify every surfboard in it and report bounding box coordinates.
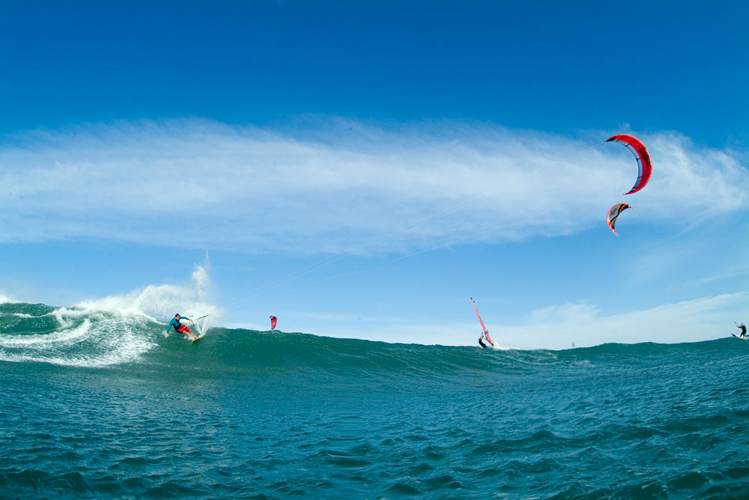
[192,336,202,343]
[732,334,747,340]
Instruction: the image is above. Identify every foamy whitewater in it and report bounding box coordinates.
[1,277,749,498]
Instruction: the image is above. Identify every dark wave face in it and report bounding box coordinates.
[2,301,749,499]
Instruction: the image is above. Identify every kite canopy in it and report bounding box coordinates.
[606,134,652,195]
[270,315,277,330]
[606,203,632,236]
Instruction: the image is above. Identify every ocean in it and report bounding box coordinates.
[1,300,748,499]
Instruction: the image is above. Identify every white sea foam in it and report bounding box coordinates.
[0,262,223,367]
[0,318,92,347]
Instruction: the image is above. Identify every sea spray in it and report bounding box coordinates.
[0,263,222,367]
[74,261,222,326]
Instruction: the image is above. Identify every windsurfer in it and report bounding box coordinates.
[166,313,195,339]
[471,298,494,348]
[738,323,747,338]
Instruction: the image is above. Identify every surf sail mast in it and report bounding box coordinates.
[471,298,494,346]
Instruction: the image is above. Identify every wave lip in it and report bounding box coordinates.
[0,303,158,368]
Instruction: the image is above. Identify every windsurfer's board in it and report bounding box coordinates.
[192,336,202,343]
[732,334,747,340]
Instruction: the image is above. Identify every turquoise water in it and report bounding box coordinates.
[1,302,749,499]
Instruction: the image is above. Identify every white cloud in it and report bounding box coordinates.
[1,119,747,254]
[359,293,749,350]
[0,294,18,304]
[496,293,749,350]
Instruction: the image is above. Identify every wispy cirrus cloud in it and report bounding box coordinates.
[1,118,747,254]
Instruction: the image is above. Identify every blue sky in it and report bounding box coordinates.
[1,1,748,349]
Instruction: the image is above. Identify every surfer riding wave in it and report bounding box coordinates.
[166,313,195,340]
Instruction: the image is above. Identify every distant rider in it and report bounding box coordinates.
[738,323,747,338]
[166,313,195,339]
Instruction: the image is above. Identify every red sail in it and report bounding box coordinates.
[270,316,277,330]
[470,298,494,346]
[606,203,632,236]
[606,134,653,195]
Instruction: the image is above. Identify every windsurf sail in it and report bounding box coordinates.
[470,298,494,346]
[605,134,652,195]
[270,315,277,330]
[606,203,632,236]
